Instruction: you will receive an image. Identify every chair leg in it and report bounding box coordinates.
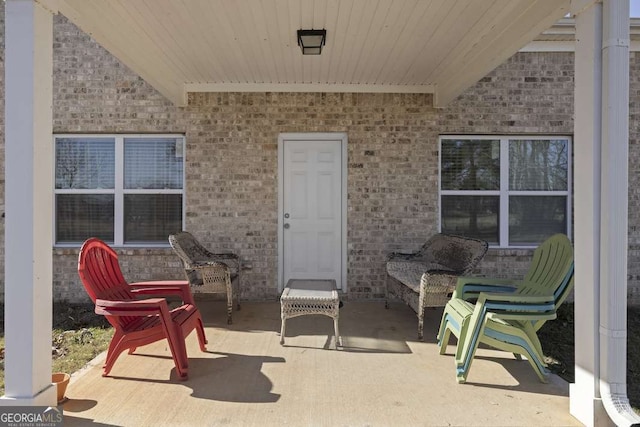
[455,305,488,384]
[235,270,241,311]
[226,273,233,324]
[439,328,452,355]
[103,331,127,376]
[165,324,189,380]
[195,314,208,351]
[436,307,450,343]
[482,331,549,383]
[437,311,454,355]
[418,287,426,340]
[280,317,287,345]
[334,316,342,349]
[384,275,390,309]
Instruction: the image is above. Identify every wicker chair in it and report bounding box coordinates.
[386,233,488,340]
[169,231,241,324]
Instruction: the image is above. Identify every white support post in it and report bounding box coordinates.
[572,1,640,425]
[571,4,608,425]
[1,0,56,406]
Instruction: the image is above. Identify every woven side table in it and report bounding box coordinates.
[280,279,341,348]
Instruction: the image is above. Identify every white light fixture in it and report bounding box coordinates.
[297,29,327,55]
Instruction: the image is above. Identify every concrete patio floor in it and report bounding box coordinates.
[61,300,581,426]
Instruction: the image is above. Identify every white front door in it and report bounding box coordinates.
[278,134,346,290]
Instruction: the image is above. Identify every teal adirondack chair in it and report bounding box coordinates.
[437,233,574,383]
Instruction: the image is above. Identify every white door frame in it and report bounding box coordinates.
[277,132,348,292]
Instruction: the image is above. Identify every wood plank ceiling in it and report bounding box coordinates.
[41,0,571,106]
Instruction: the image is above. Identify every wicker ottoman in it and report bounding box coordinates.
[280,279,342,348]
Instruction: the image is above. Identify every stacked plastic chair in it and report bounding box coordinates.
[437,234,574,383]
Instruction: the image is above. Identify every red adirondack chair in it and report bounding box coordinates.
[77,238,207,380]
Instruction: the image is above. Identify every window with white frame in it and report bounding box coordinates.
[439,136,571,247]
[54,135,185,246]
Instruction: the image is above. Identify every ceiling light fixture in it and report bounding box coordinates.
[297,29,327,55]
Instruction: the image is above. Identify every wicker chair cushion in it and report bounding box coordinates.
[386,261,452,293]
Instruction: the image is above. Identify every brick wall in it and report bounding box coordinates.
[3,13,640,303]
[628,52,640,304]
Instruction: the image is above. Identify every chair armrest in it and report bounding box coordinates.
[387,249,419,261]
[210,253,239,260]
[387,251,437,264]
[475,292,557,320]
[190,257,241,275]
[95,298,184,345]
[193,253,239,264]
[129,280,195,305]
[419,271,460,307]
[421,271,459,294]
[95,298,170,317]
[453,276,520,300]
[191,260,232,268]
[190,262,231,286]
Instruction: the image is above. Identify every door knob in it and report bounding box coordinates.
[284,223,290,229]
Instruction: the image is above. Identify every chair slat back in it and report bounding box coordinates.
[78,238,138,327]
[518,234,574,306]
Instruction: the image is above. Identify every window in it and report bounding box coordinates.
[439,136,571,247]
[54,135,185,246]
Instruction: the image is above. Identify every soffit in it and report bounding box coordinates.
[39,0,571,106]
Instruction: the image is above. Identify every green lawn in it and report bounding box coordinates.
[0,327,112,395]
[0,303,113,395]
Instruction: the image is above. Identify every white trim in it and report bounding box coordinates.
[438,135,572,248]
[519,41,576,52]
[1,0,57,406]
[52,133,186,247]
[114,137,124,245]
[277,132,348,293]
[520,17,640,52]
[520,39,640,52]
[499,139,510,246]
[186,83,435,94]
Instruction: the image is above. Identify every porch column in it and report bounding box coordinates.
[571,0,640,425]
[571,2,605,424]
[1,0,56,406]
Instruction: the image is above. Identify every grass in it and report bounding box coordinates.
[0,302,113,395]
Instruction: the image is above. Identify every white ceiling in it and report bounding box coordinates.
[40,0,571,107]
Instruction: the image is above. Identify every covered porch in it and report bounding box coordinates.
[3,0,639,425]
[61,301,580,426]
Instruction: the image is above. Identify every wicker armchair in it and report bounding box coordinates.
[169,231,241,324]
[386,233,488,340]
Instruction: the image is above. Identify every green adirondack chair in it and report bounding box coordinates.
[437,233,574,383]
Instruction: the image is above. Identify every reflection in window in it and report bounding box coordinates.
[441,195,499,245]
[124,194,183,244]
[124,138,183,189]
[54,135,185,245]
[509,196,567,245]
[55,138,115,190]
[509,139,568,191]
[56,194,114,242]
[441,139,500,191]
[440,136,571,247]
